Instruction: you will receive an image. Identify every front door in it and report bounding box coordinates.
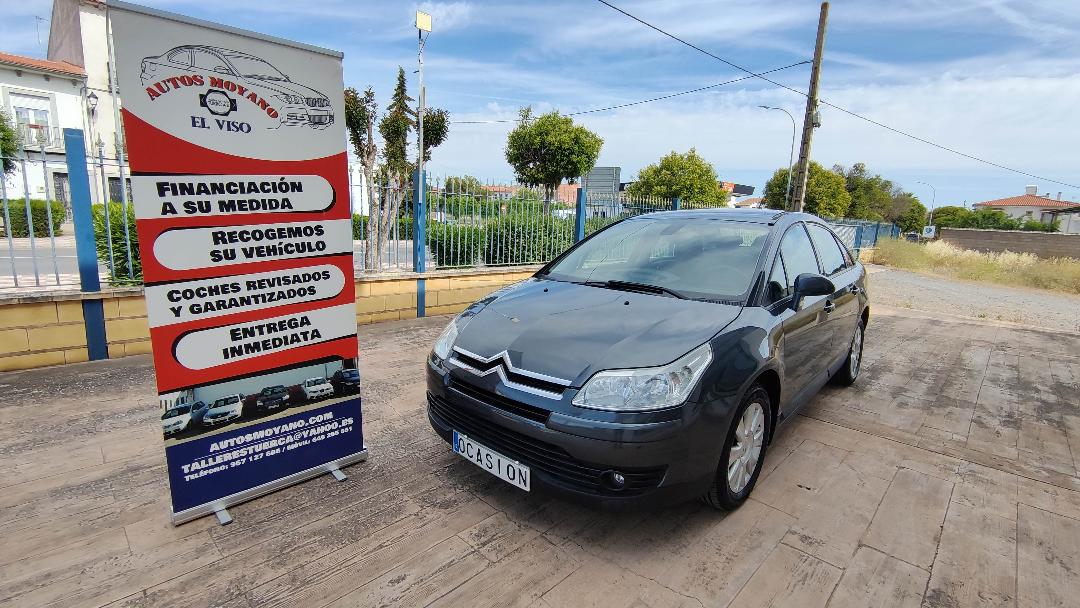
[769,223,832,411]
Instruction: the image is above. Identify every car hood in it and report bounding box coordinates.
[162,414,189,425]
[453,279,741,386]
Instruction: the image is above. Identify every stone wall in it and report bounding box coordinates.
[0,266,541,372]
[939,228,1080,259]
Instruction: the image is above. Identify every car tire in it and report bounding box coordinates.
[701,385,771,511]
[832,318,864,387]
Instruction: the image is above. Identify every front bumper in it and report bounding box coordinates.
[203,413,238,426]
[426,363,730,509]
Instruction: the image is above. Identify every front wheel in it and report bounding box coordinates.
[701,385,771,510]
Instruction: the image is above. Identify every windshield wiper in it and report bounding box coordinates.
[585,279,688,299]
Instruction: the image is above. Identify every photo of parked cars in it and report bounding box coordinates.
[161,400,208,437]
[159,359,361,440]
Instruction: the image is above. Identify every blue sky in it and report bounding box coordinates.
[5,0,1080,206]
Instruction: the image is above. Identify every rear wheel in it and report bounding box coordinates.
[832,319,864,386]
[701,385,771,510]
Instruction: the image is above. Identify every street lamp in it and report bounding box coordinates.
[915,180,936,225]
[416,11,431,174]
[759,105,797,209]
[86,91,98,116]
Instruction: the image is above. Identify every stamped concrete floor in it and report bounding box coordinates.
[1,305,1079,607]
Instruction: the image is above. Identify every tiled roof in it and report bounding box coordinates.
[0,52,85,77]
[733,197,763,208]
[973,194,1075,209]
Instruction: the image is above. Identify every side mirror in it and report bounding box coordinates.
[790,273,835,310]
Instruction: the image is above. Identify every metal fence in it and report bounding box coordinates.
[828,219,901,254]
[3,154,900,293]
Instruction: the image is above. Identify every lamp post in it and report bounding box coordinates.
[86,91,98,116]
[759,105,796,209]
[915,180,936,225]
[416,11,431,175]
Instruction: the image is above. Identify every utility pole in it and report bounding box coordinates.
[790,1,829,212]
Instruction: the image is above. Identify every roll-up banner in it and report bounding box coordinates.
[109,1,366,524]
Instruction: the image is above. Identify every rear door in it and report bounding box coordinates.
[767,223,832,408]
[806,223,860,365]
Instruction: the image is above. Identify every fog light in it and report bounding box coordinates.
[602,470,626,491]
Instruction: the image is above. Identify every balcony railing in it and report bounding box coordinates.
[16,124,64,151]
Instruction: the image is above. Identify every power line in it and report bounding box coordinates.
[594,0,1080,190]
[451,60,810,124]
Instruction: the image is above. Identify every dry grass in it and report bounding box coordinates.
[872,239,1080,295]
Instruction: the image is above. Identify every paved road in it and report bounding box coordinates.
[867,264,1080,333]
[1,306,1078,606]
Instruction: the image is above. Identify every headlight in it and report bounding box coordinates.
[275,93,304,105]
[432,317,461,361]
[573,343,713,412]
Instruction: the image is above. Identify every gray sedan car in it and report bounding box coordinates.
[427,209,868,510]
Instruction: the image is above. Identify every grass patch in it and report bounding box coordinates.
[873,239,1080,295]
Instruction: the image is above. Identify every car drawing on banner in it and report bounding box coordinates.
[203,394,244,427]
[331,368,361,395]
[139,45,333,129]
[255,385,291,412]
[161,401,208,437]
[301,377,334,401]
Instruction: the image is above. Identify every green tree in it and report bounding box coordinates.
[344,86,380,270]
[0,109,19,174]
[379,67,417,180]
[764,162,851,217]
[896,196,927,233]
[443,175,485,196]
[833,163,891,220]
[961,208,1020,230]
[505,107,603,213]
[928,205,970,227]
[627,148,729,206]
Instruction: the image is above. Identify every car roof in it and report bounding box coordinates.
[632,208,832,227]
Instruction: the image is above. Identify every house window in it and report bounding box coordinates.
[108,177,132,202]
[10,93,55,147]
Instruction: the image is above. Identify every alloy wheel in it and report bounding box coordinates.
[850,324,863,378]
[727,401,765,494]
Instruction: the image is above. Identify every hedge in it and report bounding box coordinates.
[483,214,575,266]
[0,199,64,238]
[352,214,414,240]
[427,223,486,267]
[91,202,141,282]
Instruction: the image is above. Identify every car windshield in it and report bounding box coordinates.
[224,53,288,80]
[213,396,238,408]
[341,369,359,379]
[542,217,771,301]
[263,386,285,394]
[162,405,190,419]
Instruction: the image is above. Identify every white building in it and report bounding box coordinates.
[46,0,129,204]
[972,186,1080,235]
[0,51,88,215]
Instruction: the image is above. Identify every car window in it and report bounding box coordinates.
[777,224,820,292]
[543,218,771,301]
[166,48,190,66]
[807,224,847,276]
[765,252,788,305]
[834,234,855,266]
[192,48,230,73]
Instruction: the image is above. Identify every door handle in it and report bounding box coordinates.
[823,300,836,314]
[849,285,861,295]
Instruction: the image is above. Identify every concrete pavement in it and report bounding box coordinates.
[0,305,1078,607]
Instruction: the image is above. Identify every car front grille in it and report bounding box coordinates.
[450,351,567,395]
[428,392,666,496]
[449,378,550,423]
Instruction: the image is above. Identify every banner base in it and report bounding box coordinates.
[214,507,234,526]
[170,449,368,526]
